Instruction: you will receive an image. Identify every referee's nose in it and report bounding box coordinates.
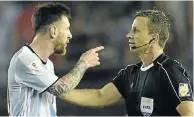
[126,31,133,40]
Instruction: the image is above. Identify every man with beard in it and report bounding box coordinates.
[7,2,104,116]
[62,9,194,116]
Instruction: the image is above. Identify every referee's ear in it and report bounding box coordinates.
[150,33,159,44]
[49,26,58,39]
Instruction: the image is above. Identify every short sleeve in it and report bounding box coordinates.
[15,56,58,93]
[161,63,193,108]
[112,65,134,99]
[112,69,126,98]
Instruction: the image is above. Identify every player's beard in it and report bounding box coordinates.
[54,42,66,55]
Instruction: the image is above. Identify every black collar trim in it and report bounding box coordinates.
[25,44,47,65]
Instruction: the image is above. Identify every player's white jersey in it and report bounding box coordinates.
[7,45,58,116]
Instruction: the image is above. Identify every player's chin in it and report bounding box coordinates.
[54,47,66,55]
[60,47,67,55]
[60,50,66,56]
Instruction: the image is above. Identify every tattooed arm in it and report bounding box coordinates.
[47,60,88,98]
[47,46,104,98]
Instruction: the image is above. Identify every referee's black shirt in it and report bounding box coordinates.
[112,53,193,116]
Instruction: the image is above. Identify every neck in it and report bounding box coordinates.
[139,49,163,67]
[29,36,54,62]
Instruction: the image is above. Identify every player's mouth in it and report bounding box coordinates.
[65,40,70,45]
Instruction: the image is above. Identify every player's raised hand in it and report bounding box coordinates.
[79,46,104,68]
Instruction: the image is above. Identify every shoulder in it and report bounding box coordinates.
[117,62,141,75]
[157,57,188,83]
[15,46,42,67]
[47,59,54,66]
[158,57,186,75]
[47,59,55,71]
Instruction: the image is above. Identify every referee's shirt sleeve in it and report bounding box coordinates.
[15,55,58,93]
[112,67,130,99]
[160,62,193,108]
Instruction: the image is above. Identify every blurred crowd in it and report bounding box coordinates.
[0,1,193,116]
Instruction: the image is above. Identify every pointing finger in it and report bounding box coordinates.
[91,46,104,53]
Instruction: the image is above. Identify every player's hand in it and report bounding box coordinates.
[79,46,104,68]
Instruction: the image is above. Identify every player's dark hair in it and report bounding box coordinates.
[32,2,71,35]
[135,9,170,48]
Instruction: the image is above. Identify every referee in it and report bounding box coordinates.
[63,10,194,116]
[7,3,104,116]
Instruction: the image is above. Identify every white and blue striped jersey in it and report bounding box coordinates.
[7,45,59,116]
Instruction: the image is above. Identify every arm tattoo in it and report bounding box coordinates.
[47,60,88,98]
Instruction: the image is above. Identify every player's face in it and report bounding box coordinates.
[126,17,152,55]
[54,16,72,55]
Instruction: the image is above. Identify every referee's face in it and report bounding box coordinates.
[126,17,152,55]
[53,16,72,56]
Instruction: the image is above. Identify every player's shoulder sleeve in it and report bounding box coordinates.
[159,59,193,108]
[15,50,58,93]
[47,59,55,72]
[112,64,138,99]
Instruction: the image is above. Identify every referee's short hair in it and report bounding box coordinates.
[32,2,71,35]
[135,9,170,48]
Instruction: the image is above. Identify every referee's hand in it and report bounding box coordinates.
[79,46,104,68]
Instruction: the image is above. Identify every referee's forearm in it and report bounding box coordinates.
[47,60,88,98]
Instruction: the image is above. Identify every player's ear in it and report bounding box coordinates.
[49,25,58,39]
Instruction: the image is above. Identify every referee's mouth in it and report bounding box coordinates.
[129,42,136,48]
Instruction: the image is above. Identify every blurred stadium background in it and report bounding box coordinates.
[0,1,193,116]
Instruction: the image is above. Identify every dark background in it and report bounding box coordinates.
[0,1,193,116]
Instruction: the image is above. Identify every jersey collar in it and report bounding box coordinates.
[139,53,167,71]
[140,63,154,71]
[25,44,47,65]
